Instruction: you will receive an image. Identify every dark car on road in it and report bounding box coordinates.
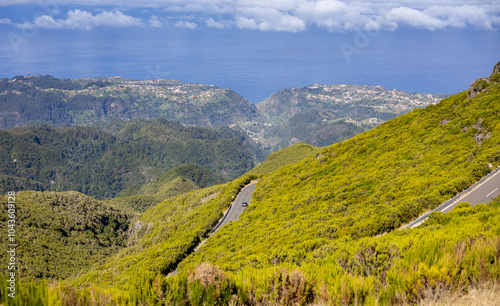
[242,201,248,207]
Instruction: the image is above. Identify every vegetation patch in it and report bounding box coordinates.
[0,119,259,199]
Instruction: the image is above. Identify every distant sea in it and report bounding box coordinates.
[1,27,499,103]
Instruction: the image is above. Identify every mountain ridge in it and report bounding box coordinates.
[0,75,446,151]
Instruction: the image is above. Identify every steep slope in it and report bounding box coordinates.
[0,118,259,199]
[249,142,321,176]
[188,66,500,266]
[169,62,500,300]
[71,175,256,288]
[8,196,500,305]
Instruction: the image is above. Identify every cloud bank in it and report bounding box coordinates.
[15,9,143,30]
[3,1,499,32]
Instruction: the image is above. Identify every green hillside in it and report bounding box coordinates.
[0,118,259,199]
[0,191,133,280]
[108,163,225,212]
[184,64,500,270]
[3,63,500,305]
[6,198,500,305]
[170,62,500,303]
[70,175,257,288]
[249,142,321,176]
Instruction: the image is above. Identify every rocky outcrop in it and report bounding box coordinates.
[492,61,500,76]
[468,61,500,99]
[468,78,490,98]
[461,118,491,147]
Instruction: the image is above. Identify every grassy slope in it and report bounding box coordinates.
[185,85,500,267]
[213,199,500,305]
[170,71,500,302]
[70,175,257,289]
[5,198,500,305]
[248,142,322,176]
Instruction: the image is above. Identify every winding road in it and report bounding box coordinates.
[212,181,257,232]
[168,181,257,277]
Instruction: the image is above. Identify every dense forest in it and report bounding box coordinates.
[0,191,133,280]
[0,118,261,199]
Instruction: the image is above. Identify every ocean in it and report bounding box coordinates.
[1,26,499,103]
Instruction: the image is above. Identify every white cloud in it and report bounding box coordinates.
[2,1,499,32]
[424,5,493,30]
[206,17,226,29]
[15,9,143,30]
[149,15,163,27]
[234,7,306,32]
[0,18,12,24]
[389,4,497,30]
[390,7,445,30]
[296,0,348,17]
[175,20,197,29]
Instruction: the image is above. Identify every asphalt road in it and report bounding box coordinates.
[407,168,500,228]
[440,170,500,213]
[213,181,257,232]
[169,181,257,277]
